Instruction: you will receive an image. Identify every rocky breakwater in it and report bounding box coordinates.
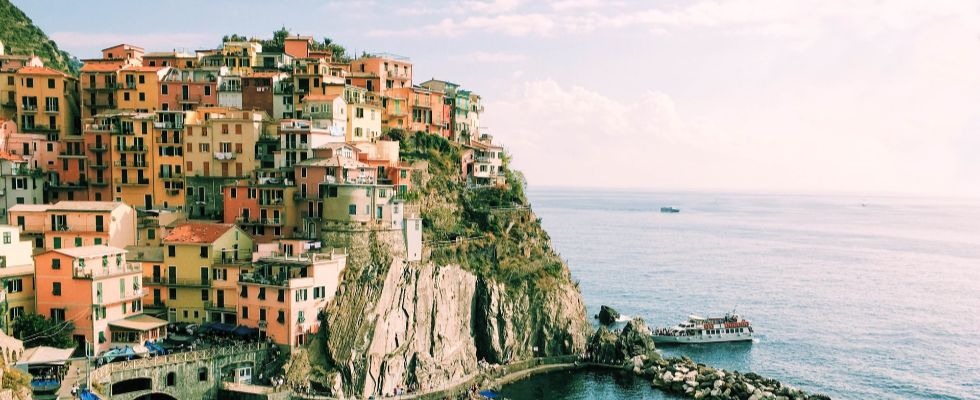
[587,317,830,400]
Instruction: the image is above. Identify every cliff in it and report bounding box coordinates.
[0,0,80,75]
[306,132,592,398]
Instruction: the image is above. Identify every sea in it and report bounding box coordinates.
[499,188,980,400]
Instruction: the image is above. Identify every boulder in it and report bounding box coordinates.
[617,318,658,360]
[596,305,621,325]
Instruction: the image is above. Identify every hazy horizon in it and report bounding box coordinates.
[15,0,980,197]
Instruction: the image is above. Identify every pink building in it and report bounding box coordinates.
[8,201,136,252]
[237,244,346,347]
[349,54,412,95]
[34,245,166,355]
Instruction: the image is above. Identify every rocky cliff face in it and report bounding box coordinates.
[316,230,590,398]
[308,133,592,398]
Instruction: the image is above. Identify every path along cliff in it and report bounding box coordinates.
[292,132,592,398]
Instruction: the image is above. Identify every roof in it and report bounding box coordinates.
[164,222,235,244]
[108,314,168,331]
[50,201,125,212]
[303,93,341,102]
[101,43,145,52]
[15,66,67,77]
[49,245,126,259]
[16,346,74,366]
[121,65,165,73]
[80,63,123,72]
[143,51,194,58]
[8,204,51,212]
[247,71,284,78]
[125,246,164,262]
[297,156,367,169]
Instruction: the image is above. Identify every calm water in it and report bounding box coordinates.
[500,189,980,400]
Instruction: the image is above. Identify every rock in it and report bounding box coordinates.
[596,305,621,325]
[714,379,724,389]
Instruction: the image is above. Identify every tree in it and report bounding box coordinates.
[12,314,75,349]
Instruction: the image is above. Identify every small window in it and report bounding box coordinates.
[199,246,208,258]
[198,367,208,382]
[242,306,249,319]
[48,78,55,89]
[52,259,60,269]
[348,204,356,215]
[168,245,176,257]
[52,282,61,296]
[169,288,177,300]
[166,372,176,386]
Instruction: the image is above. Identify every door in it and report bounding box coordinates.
[168,266,176,284]
[200,267,209,285]
[144,194,152,210]
[217,290,225,308]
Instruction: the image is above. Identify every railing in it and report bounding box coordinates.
[213,250,252,265]
[204,301,235,313]
[218,84,241,92]
[124,82,137,89]
[73,262,141,279]
[21,104,37,112]
[114,178,150,185]
[153,121,184,130]
[86,124,118,133]
[158,172,184,179]
[49,181,87,189]
[116,144,147,152]
[142,276,210,287]
[257,197,285,206]
[10,167,44,177]
[94,288,144,305]
[88,144,109,152]
[45,106,61,113]
[23,125,59,132]
[90,180,109,186]
[239,272,289,287]
[91,342,267,383]
[154,136,182,144]
[235,217,282,226]
[213,152,236,160]
[114,160,149,168]
[90,162,108,169]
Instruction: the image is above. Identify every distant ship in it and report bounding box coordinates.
[652,313,754,344]
[660,207,680,213]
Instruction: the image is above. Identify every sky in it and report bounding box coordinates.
[14,0,980,197]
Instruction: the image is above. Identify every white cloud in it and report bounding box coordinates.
[369,14,556,37]
[485,77,977,196]
[461,51,527,63]
[463,0,525,14]
[51,32,215,56]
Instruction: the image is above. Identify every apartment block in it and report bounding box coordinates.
[0,225,35,333]
[8,201,136,252]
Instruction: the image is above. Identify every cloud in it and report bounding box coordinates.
[484,78,976,196]
[461,51,527,63]
[369,14,556,37]
[463,0,525,14]
[50,32,215,56]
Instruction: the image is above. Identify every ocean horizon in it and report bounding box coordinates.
[501,187,980,400]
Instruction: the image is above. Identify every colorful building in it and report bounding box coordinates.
[349,54,412,96]
[183,107,272,219]
[222,179,298,243]
[14,64,79,141]
[116,65,167,112]
[0,153,44,223]
[8,201,136,252]
[155,223,253,324]
[237,245,346,347]
[0,225,35,333]
[34,245,165,355]
[158,68,218,111]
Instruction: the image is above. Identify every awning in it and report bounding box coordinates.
[16,346,74,366]
[232,325,259,337]
[108,314,168,331]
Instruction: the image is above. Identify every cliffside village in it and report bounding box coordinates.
[0,35,507,391]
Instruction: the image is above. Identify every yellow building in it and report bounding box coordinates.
[325,84,383,142]
[14,64,79,140]
[219,41,262,76]
[0,54,31,121]
[154,223,253,324]
[116,66,167,112]
[0,225,35,334]
[183,107,272,219]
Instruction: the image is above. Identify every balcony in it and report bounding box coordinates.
[159,171,184,180]
[1,99,15,108]
[22,125,59,133]
[21,104,37,113]
[153,121,184,130]
[218,84,241,92]
[213,152,236,160]
[49,181,87,190]
[86,124,118,134]
[239,272,288,287]
[258,197,285,207]
[114,178,150,186]
[166,188,181,196]
[142,276,211,288]
[154,136,183,144]
[114,160,148,168]
[203,301,234,313]
[73,261,141,279]
[90,180,109,187]
[213,250,252,265]
[88,144,109,152]
[90,162,108,169]
[94,288,144,305]
[117,144,147,152]
[235,217,282,226]
[58,151,86,158]
[124,82,137,89]
[10,167,44,177]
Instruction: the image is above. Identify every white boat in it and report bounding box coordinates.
[652,312,754,344]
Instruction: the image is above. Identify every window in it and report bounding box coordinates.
[25,78,33,88]
[258,287,266,300]
[162,85,168,95]
[235,124,242,134]
[123,92,130,101]
[230,188,237,198]
[198,367,208,382]
[166,372,176,386]
[168,245,176,257]
[356,107,364,118]
[52,259,60,270]
[138,75,145,84]
[277,289,285,302]
[52,282,61,295]
[277,310,285,324]
[201,289,209,301]
[200,246,209,258]
[169,288,177,300]
[48,78,55,89]
[222,124,229,134]
[148,229,155,240]
[0,256,5,268]
[139,92,145,101]
[2,232,9,244]
[240,286,248,298]
[75,237,82,247]
[5,279,22,293]
[259,308,266,321]
[348,204,356,215]
[204,86,211,96]
[242,306,249,319]
[9,307,24,321]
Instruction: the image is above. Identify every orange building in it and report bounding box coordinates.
[14,65,79,141]
[158,68,217,111]
[349,54,412,96]
[386,86,446,136]
[116,66,167,112]
[222,179,298,243]
[34,245,166,355]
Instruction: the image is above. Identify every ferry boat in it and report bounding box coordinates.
[652,313,754,344]
[660,207,680,213]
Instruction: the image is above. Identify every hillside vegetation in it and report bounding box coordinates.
[0,0,80,75]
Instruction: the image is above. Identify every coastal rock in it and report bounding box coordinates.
[617,318,658,360]
[596,305,621,325]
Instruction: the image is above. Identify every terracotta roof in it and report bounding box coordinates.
[108,314,168,331]
[164,222,235,244]
[15,66,67,77]
[8,204,50,212]
[101,44,144,52]
[80,63,124,72]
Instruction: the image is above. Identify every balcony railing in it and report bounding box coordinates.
[154,136,183,144]
[142,276,210,288]
[116,144,147,152]
[90,180,109,187]
[213,152,236,160]
[74,262,141,279]
[239,272,288,287]
[22,125,59,133]
[235,217,283,226]
[86,124,118,133]
[114,178,150,186]
[114,160,148,168]
[10,167,44,177]
[158,171,184,179]
[154,121,184,130]
[203,301,234,313]
[90,162,108,169]
[21,104,37,113]
[88,144,109,152]
[218,84,241,92]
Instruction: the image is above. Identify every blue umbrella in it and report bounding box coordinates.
[479,389,500,399]
[79,389,99,400]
